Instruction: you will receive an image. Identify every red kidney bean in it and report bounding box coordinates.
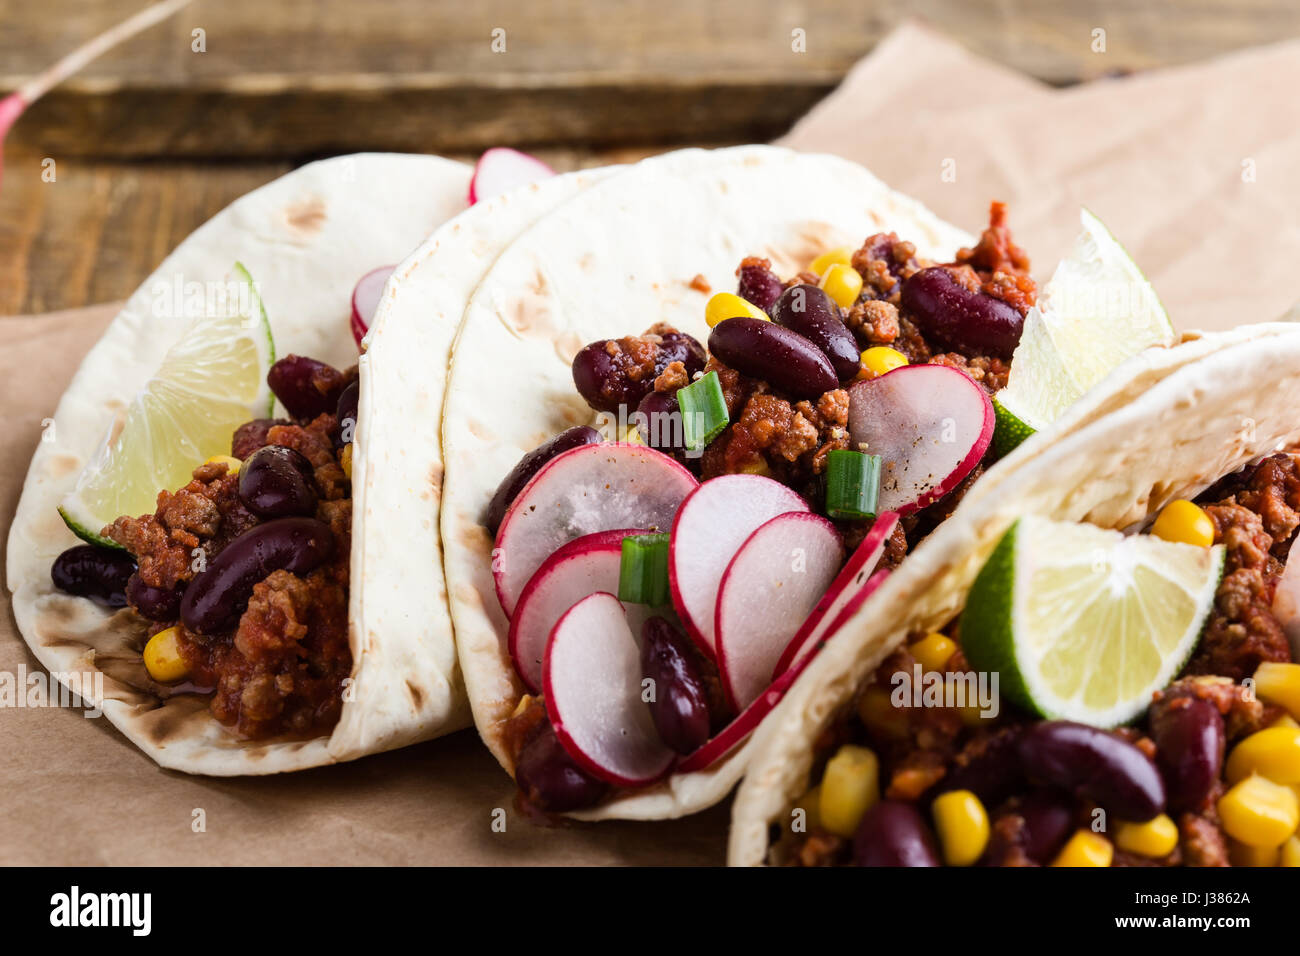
[852,800,941,867]
[126,573,183,621]
[935,728,1025,807]
[485,426,602,536]
[1017,789,1076,864]
[1149,697,1224,814]
[1017,721,1166,821]
[636,390,686,457]
[899,266,1025,359]
[515,722,609,812]
[336,380,359,446]
[180,517,334,634]
[771,284,861,383]
[267,355,348,421]
[238,445,318,519]
[737,261,784,313]
[571,332,706,413]
[708,317,837,399]
[641,616,711,754]
[51,545,135,607]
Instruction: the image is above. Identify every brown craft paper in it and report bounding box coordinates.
[3,21,1298,865]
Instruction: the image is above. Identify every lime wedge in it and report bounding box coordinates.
[962,515,1223,727]
[59,263,275,547]
[994,210,1175,453]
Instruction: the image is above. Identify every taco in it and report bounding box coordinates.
[8,153,479,775]
[729,324,1300,866]
[439,144,1223,822]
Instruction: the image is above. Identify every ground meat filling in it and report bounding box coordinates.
[104,410,354,740]
[1189,453,1299,680]
[704,206,1029,509]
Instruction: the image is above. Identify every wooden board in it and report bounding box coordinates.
[3,0,1299,158]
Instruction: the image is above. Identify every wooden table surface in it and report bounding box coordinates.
[3,0,1299,315]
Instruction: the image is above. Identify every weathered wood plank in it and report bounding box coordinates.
[3,0,1297,157]
[0,145,676,315]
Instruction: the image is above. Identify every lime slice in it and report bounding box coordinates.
[59,262,275,547]
[994,210,1175,453]
[962,515,1223,727]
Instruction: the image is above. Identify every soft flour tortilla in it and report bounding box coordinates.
[728,322,1300,865]
[7,153,476,775]
[439,145,980,820]
[340,165,620,759]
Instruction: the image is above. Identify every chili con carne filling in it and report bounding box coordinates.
[503,204,1038,813]
[99,361,357,740]
[778,452,1300,867]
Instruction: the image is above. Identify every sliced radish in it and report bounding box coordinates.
[847,364,994,514]
[508,528,641,693]
[494,444,697,617]
[468,148,556,205]
[675,647,812,774]
[350,264,395,348]
[772,513,899,680]
[543,592,676,787]
[1273,557,1300,659]
[715,512,845,710]
[668,474,809,658]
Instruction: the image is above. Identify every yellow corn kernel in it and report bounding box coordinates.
[1150,499,1215,548]
[819,745,880,838]
[143,627,188,683]
[932,789,989,866]
[739,458,773,478]
[1230,839,1279,867]
[857,684,909,740]
[1254,661,1300,720]
[810,247,853,276]
[1218,774,1300,847]
[819,263,864,309]
[705,292,768,328]
[618,423,645,445]
[1226,726,1300,785]
[1280,835,1300,867]
[858,346,908,381]
[1050,830,1113,867]
[1114,814,1179,858]
[910,632,957,673]
[1273,713,1300,730]
[341,443,353,479]
[205,454,242,476]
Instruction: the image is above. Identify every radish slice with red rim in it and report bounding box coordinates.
[772,513,899,680]
[468,148,556,205]
[350,264,395,348]
[494,444,697,617]
[847,364,994,515]
[508,528,641,693]
[715,511,845,710]
[543,592,676,787]
[668,474,809,658]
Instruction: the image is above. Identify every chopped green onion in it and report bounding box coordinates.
[677,371,728,452]
[825,450,880,520]
[618,533,671,606]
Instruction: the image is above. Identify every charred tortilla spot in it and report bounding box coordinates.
[405,680,424,709]
[284,196,327,235]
